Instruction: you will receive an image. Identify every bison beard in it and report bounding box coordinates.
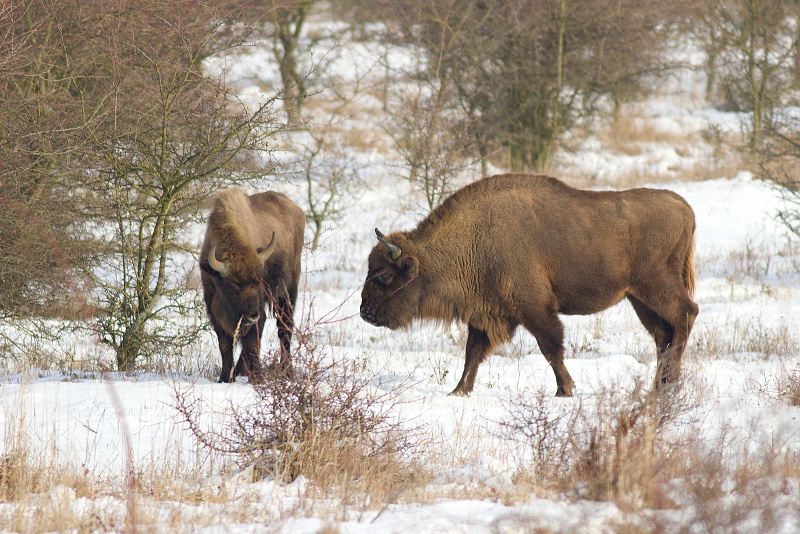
[199,188,304,383]
[360,173,699,397]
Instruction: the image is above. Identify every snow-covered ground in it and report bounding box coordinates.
[2,19,800,534]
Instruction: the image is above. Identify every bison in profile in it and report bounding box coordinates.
[199,188,304,383]
[360,173,698,397]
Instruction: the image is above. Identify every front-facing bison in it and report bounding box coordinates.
[200,188,304,383]
[360,173,698,397]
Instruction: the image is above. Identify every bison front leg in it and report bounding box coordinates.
[450,325,498,396]
[523,314,574,397]
[239,318,265,383]
[275,296,295,377]
[215,329,236,383]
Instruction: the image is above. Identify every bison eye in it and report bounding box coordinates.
[374,270,394,287]
[226,280,241,292]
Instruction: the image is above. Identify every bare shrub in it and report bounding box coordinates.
[747,363,800,408]
[500,387,583,485]
[176,315,423,510]
[383,72,482,210]
[502,380,699,508]
[504,376,800,531]
[779,367,800,407]
[678,422,800,534]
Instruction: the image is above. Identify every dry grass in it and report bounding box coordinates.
[688,316,798,362]
[500,378,800,532]
[0,377,258,533]
[0,402,103,532]
[554,105,751,189]
[747,363,800,408]
[601,111,697,157]
[778,367,800,406]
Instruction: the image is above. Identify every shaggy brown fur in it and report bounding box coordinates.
[199,188,304,383]
[360,173,698,397]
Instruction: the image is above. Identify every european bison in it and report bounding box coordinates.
[360,173,698,397]
[199,188,304,383]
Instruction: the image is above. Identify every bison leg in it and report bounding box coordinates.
[631,280,698,389]
[239,319,265,383]
[450,325,498,396]
[522,313,574,397]
[215,329,236,383]
[275,296,295,377]
[627,295,673,354]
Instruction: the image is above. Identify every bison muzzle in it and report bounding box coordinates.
[200,188,304,383]
[360,173,698,397]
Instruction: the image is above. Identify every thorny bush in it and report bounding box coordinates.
[175,318,418,488]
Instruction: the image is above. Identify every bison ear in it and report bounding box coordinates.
[401,255,419,278]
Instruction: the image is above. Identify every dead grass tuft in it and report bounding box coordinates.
[689,316,798,361]
[601,112,696,157]
[747,363,800,407]
[0,423,102,532]
[555,107,751,189]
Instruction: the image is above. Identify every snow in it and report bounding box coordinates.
[2,17,800,534]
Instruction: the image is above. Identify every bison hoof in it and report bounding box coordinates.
[555,386,573,397]
[448,388,470,397]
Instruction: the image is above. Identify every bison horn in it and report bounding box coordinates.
[208,244,228,275]
[258,231,277,262]
[375,228,401,260]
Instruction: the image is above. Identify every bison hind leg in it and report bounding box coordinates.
[521,312,575,397]
[627,283,699,390]
[627,295,673,354]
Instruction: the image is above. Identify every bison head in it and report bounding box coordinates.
[360,229,423,330]
[205,231,277,332]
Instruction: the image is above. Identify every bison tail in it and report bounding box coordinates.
[683,233,696,298]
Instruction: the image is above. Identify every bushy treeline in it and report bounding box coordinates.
[1,0,799,371]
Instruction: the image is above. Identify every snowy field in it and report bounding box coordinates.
[2,18,800,534]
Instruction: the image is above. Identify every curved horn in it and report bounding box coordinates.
[258,231,277,262]
[375,228,401,260]
[208,244,228,275]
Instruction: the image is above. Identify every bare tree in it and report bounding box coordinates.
[0,1,95,321]
[299,73,372,250]
[300,134,364,251]
[385,80,480,209]
[759,103,800,239]
[381,0,691,172]
[78,3,289,371]
[239,0,328,123]
[692,0,798,145]
[268,0,313,123]
[0,0,291,370]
